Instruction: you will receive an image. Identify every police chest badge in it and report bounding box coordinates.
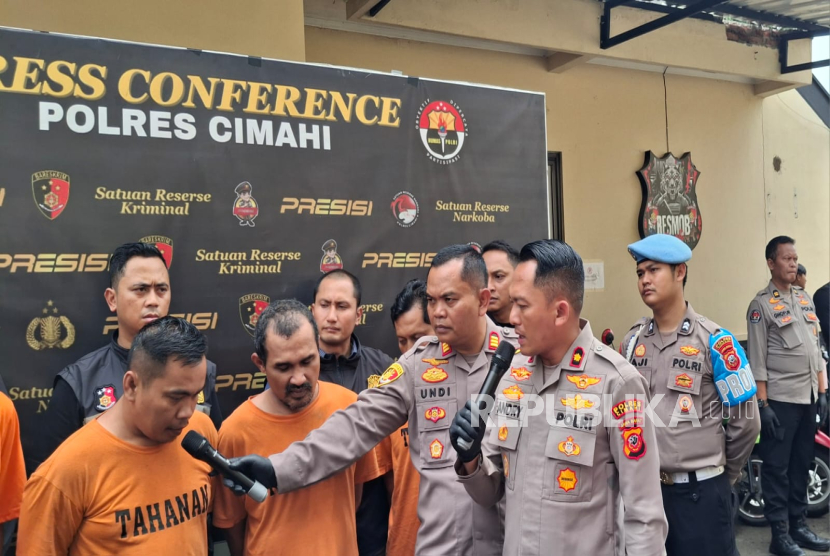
[637,151,702,249]
[95,385,117,412]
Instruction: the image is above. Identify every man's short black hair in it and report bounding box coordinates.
[109,242,167,288]
[127,316,207,382]
[430,244,487,291]
[519,240,584,313]
[765,236,795,262]
[255,299,319,361]
[482,240,519,267]
[797,264,806,276]
[313,269,362,306]
[391,279,430,325]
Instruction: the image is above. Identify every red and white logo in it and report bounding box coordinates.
[417,100,467,164]
[391,192,419,227]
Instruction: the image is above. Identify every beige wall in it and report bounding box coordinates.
[0,0,306,61]
[762,90,830,292]
[305,26,828,339]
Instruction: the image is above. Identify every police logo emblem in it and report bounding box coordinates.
[32,171,70,220]
[232,181,259,227]
[26,300,75,350]
[239,293,271,336]
[558,435,582,457]
[320,239,343,273]
[95,384,117,412]
[139,235,174,268]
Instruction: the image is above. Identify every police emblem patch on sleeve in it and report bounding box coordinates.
[378,363,404,386]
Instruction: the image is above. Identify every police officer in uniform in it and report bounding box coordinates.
[747,236,829,556]
[623,234,760,556]
[224,244,518,555]
[450,240,668,555]
[34,243,222,469]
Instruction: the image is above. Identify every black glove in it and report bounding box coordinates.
[223,454,278,496]
[450,400,487,463]
[818,392,829,428]
[760,404,783,441]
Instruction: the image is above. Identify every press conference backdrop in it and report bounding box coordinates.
[0,27,548,471]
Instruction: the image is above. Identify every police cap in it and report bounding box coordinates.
[235,181,252,194]
[628,234,692,265]
[322,239,338,251]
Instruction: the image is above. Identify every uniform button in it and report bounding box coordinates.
[596,345,603,352]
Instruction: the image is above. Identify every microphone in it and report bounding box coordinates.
[601,329,615,347]
[181,431,268,503]
[457,340,516,451]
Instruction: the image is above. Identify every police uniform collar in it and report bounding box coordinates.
[110,332,130,365]
[534,319,593,392]
[484,316,503,353]
[678,303,699,336]
[765,280,791,300]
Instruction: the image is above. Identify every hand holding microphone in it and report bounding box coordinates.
[181,431,274,502]
[450,340,515,462]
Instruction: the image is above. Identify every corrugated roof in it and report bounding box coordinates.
[727,0,830,27]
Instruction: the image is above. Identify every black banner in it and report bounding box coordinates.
[0,28,548,468]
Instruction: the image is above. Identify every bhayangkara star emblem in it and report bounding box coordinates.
[26,300,75,350]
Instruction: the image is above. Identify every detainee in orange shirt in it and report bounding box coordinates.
[214,300,382,556]
[0,386,26,552]
[17,317,217,556]
[375,279,433,556]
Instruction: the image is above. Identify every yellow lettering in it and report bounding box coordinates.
[149,72,185,107]
[10,57,45,94]
[244,82,272,114]
[42,61,77,98]
[75,64,107,101]
[182,75,220,109]
[378,97,401,127]
[325,91,356,122]
[271,85,302,117]
[216,79,248,112]
[118,69,150,104]
[302,88,327,120]
[355,95,379,125]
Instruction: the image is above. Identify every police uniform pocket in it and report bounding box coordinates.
[489,417,522,490]
[776,320,803,349]
[542,428,596,501]
[416,400,457,432]
[666,367,702,396]
[419,427,453,468]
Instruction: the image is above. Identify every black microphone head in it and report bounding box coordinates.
[181,430,208,457]
[601,329,614,346]
[493,340,516,371]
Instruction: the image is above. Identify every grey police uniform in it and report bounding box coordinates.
[747,281,824,525]
[457,320,668,555]
[269,318,517,556]
[747,282,822,404]
[622,304,760,485]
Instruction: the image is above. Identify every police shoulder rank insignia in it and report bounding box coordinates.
[510,366,532,382]
[422,367,449,383]
[503,384,524,400]
[95,385,117,412]
[557,468,578,492]
[749,310,761,324]
[489,331,500,350]
[367,375,381,389]
[498,425,508,441]
[562,394,593,409]
[441,343,452,357]
[566,374,601,390]
[680,319,691,333]
[429,438,444,459]
[634,344,646,357]
[621,426,647,460]
[679,345,700,356]
[196,391,205,404]
[570,347,585,367]
[379,363,404,386]
[424,406,446,423]
[558,435,581,457]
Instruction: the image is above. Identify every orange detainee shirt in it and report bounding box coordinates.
[0,392,26,523]
[17,411,217,556]
[214,382,382,556]
[376,424,420,556]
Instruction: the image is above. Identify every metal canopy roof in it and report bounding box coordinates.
[598,0,829,74]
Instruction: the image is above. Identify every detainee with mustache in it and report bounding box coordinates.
[214,300,381,556]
